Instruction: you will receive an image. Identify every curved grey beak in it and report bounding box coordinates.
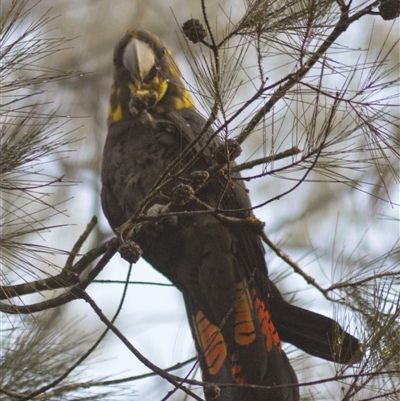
[123,38,155,83]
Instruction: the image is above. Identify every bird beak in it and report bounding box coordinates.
[123,38,155,85]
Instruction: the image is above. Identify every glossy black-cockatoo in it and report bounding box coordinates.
[101,29,361,401]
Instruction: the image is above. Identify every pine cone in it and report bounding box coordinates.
[119,239,142,264]
[182,19,207,44]
[379,0,400,20]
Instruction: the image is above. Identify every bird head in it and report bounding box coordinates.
[108,29,195,126]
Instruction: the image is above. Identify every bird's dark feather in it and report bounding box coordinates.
[101,29,360,401]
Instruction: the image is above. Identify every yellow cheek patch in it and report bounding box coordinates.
[110,85,121,96]
[136,89,157,102]
[175,90,195,109]
[127,29,138,38]
[252,288,282,353]
[183,89,194,104]
[194,311,227,375]
[145,77,168,100]
[129,78,168,101]
[108,103,122,122]
[169,66,179,77]
[128,83,138,93]
[234,282,256,345]
[156,91,195,113]
[144,77,167,96]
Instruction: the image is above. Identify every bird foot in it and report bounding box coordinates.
[142,203,178,235]
[129,90,159,126]
[129,90,158,115]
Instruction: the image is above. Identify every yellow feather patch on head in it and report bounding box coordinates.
[155,93,194,114]
[127,29,138,38]
[108,104,122,123]
[171,97,188,111]
[169,66,179,77]
[111,29,196,119]
[129,77,168,102]
[128,83,138,93]
[149,77,168,100]
[168,90,195,111]
[182,90,194,106]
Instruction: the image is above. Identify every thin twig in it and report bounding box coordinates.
[0,235,113,301]
[0,239,119,314]
[17,263,134,401]
[232,146,302,173]
[260,231,330,298]
[236,2,375,145]
[81,290,204,401]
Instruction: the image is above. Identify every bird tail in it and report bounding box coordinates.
[185,283,300,401]
[269,282,362,364]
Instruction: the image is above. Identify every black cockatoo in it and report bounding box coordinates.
[101,29,361,401]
